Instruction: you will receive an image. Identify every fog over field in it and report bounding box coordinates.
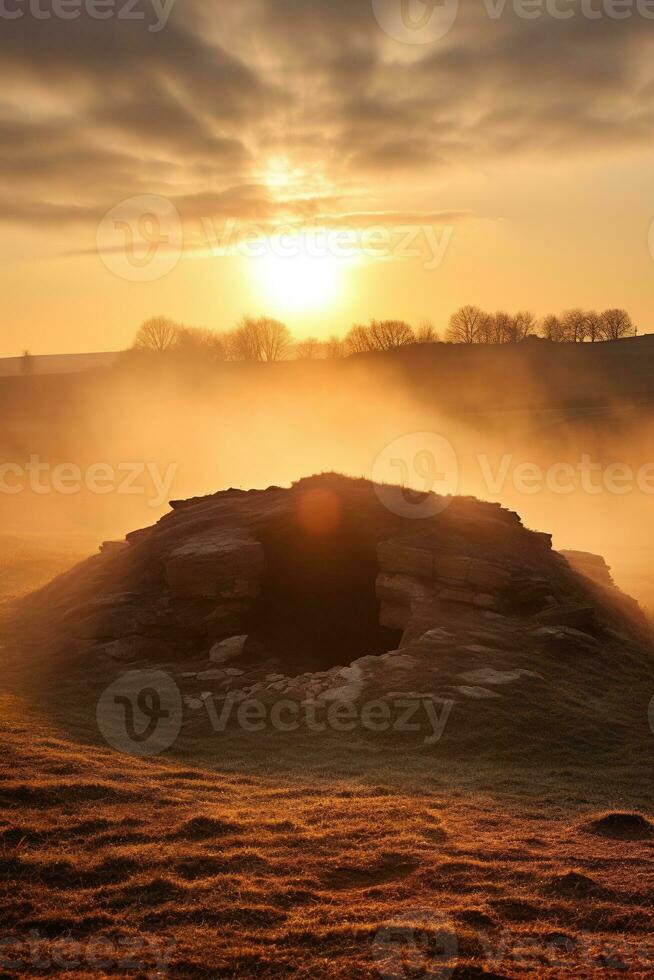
[2,346,653,612]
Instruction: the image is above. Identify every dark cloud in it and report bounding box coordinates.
[1,0,653,230]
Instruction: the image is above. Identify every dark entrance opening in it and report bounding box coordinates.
[253,521,402,673]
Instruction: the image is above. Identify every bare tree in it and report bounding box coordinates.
[480,310,511,344]
[228,316,291,362]
[561,309,587,343]
[510,310,537,342]
[345,324,376,354]
[226,320,259,361]
[584,310,603,343]
[133,316,180,352]
[446,305,486,344]
[600,308,634,341]
[416,319,440,343]
[476,313,499,343]
[542,314,564,342]
[345,320,415,353]
[260,318,291,361]
[296,336,322,359]
[368,319,415,351]
[324,334,346,358]
[20,349,34,377]
[175,326,225,362]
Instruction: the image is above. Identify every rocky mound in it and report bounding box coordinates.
[4,474,653,756]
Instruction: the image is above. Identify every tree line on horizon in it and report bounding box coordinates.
[446,306,635,345]
[127,306,637,364]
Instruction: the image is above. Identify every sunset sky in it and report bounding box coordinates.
[3,0,654,354]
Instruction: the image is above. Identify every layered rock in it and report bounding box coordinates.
[560,550,614,588]
[560,548,642,623]
[376,542,513,631]
[6,475,650,716]
[165,528,264,599]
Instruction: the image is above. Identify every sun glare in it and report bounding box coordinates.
[252,251,348,312]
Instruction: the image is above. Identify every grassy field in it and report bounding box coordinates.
[1,690,653,978]
[1,535,654,977]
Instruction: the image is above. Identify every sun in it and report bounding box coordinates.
[252,251,347,312]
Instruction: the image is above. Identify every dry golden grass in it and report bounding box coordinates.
[1,693,653,978]
[2,533,654,976]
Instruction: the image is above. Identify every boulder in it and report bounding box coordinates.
[209,635,249,664]
[318,663,365,701]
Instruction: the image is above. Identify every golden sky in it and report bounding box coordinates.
[2,0,654,354]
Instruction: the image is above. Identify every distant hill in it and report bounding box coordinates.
[1,334,652,396]
[341,333,654,411]
[0,351,119,377]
